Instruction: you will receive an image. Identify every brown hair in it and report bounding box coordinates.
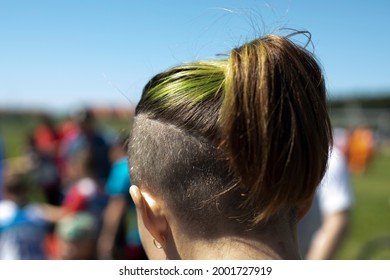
[220,35,332,223]
[129,33,332,232]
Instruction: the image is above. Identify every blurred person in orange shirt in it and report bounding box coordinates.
[346,127,375,174]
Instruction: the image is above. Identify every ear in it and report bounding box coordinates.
[130,185,168,247]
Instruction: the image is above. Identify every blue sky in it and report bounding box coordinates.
[0,0,389,112]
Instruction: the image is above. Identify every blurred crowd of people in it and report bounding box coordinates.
[0,109,378,259]
[0,109,146,260]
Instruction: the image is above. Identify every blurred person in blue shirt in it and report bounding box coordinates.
[67,108,112,186]
[0,174,48,259]
[98,134,146,259]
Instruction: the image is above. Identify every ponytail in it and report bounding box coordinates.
[219,35,332,223]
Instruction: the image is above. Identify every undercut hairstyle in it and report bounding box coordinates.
[129,33,333,236]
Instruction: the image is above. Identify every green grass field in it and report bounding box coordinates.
[335,149,390,259]
[1,115,390,259]
[0,115,41,158]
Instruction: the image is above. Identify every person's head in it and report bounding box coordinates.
[129,33,332,259]
[65,148,94,181]
[109,132,129,164]
[56,212,98,260]
[73,108,95,136]
[3,174,29,206]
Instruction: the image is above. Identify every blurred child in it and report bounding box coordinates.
[42,147,107,223]
[41,145,108,259]
[56,212,98,260]
[0,174,48,259]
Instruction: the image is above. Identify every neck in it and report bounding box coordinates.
[189,235,299,260]
[169,222,301,260]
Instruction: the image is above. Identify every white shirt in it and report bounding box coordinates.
[298,147,354,256]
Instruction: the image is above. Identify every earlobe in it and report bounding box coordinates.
[129,185,167,247]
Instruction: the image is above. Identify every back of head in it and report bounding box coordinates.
[56,212,98,260]
[3,174,29,204]
[67,148,94,180]
[109,132,130,163]
[73,108,95,135]
[56,212,98,242]
[129,33,332,237]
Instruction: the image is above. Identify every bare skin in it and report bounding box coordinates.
[130,185,303,260]
[97,196,127,259]
[305,210,350,260]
